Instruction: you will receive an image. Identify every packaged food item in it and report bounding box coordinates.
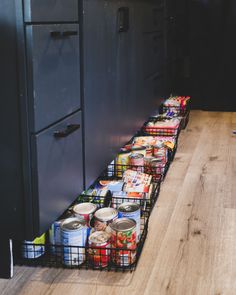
[61,218,87,266]
[88,231,111,268]
[22,233,46,259]
[72,202,97,225]
[94,208,118,232]
[118,202,141,242]
[110,218,137,266]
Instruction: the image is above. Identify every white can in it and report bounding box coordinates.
[49,219,65,256]
[61,218,87,266]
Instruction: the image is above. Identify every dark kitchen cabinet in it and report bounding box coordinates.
[0,0,174,278]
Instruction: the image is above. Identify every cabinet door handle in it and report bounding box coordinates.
[62,31,78,37]
[54,124,80,138]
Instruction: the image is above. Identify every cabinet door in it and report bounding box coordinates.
[31,111,83,234]
[143,1,164,33]
[26,24,80,132]
[144,32,164,79]
[24,0,79,22]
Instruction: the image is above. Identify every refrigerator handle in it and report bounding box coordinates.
[118,7,129,33]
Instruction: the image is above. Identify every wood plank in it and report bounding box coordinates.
[1,111,236,295]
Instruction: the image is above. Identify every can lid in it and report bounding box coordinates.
[73,202,97,215]
[94,208,118,222]
[110,218,136,232]
[89,231,110,245]
[118,202,140,213]
[61,217,86,231]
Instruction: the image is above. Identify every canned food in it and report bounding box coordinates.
[118,202,141,242]
[94,208,118,232]
[61,218,87,266]
[129,153,144,172]
[72,202,97,225]
[88,231,111,268]
[22,233,46,259]
[116,151,131,177]
[153,145,167,163]
[49,219,65,256]
[145,145,153,157]
[144,156,155,174]
[131,145,146,156]
[110,218,136,266]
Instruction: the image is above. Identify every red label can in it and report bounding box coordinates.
[88,231,111,268]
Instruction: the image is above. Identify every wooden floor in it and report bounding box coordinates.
[1,110,236,295]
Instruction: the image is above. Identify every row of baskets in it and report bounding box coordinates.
[14,95,190,272]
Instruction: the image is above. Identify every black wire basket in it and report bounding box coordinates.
[14,207,149,272]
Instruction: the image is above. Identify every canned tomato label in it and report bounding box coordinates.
[94,208,118,232]
[116,151,131,177]
[88,231,111,268]
[72,202,97,225]
[118,203,140,242]
[22,233,46,259]
[49,219,65,256]
[61,218,87,266]
[110,218,136,267]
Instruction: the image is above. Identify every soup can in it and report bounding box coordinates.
[94,208,118,232]
[61,218,87,266]
[88,231,111,268]
[22,233,46,259]
[72,202,97,226]
[110,218,136,266]
[118,202,141,242]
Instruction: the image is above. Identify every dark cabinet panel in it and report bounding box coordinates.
[26,24,80,132]
[31,111,83,234]
[144,32,164,79]
[24,0,79,23]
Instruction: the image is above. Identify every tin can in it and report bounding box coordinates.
[72,202,97,225]
[94,208,118,232]
[116,151,131,177]
[88,231,111,268]
[118,203,140,242]
[110,218,136,266]
[129,153,144,172]
[22,233,46,259]
[61,218,87,266]
[145,145,153,157]
[131,145,146,156]
[49,219,65,256]
[144,156,155,174]
[153,145,167,163]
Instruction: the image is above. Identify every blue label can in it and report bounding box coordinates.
[61,218,87,266]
